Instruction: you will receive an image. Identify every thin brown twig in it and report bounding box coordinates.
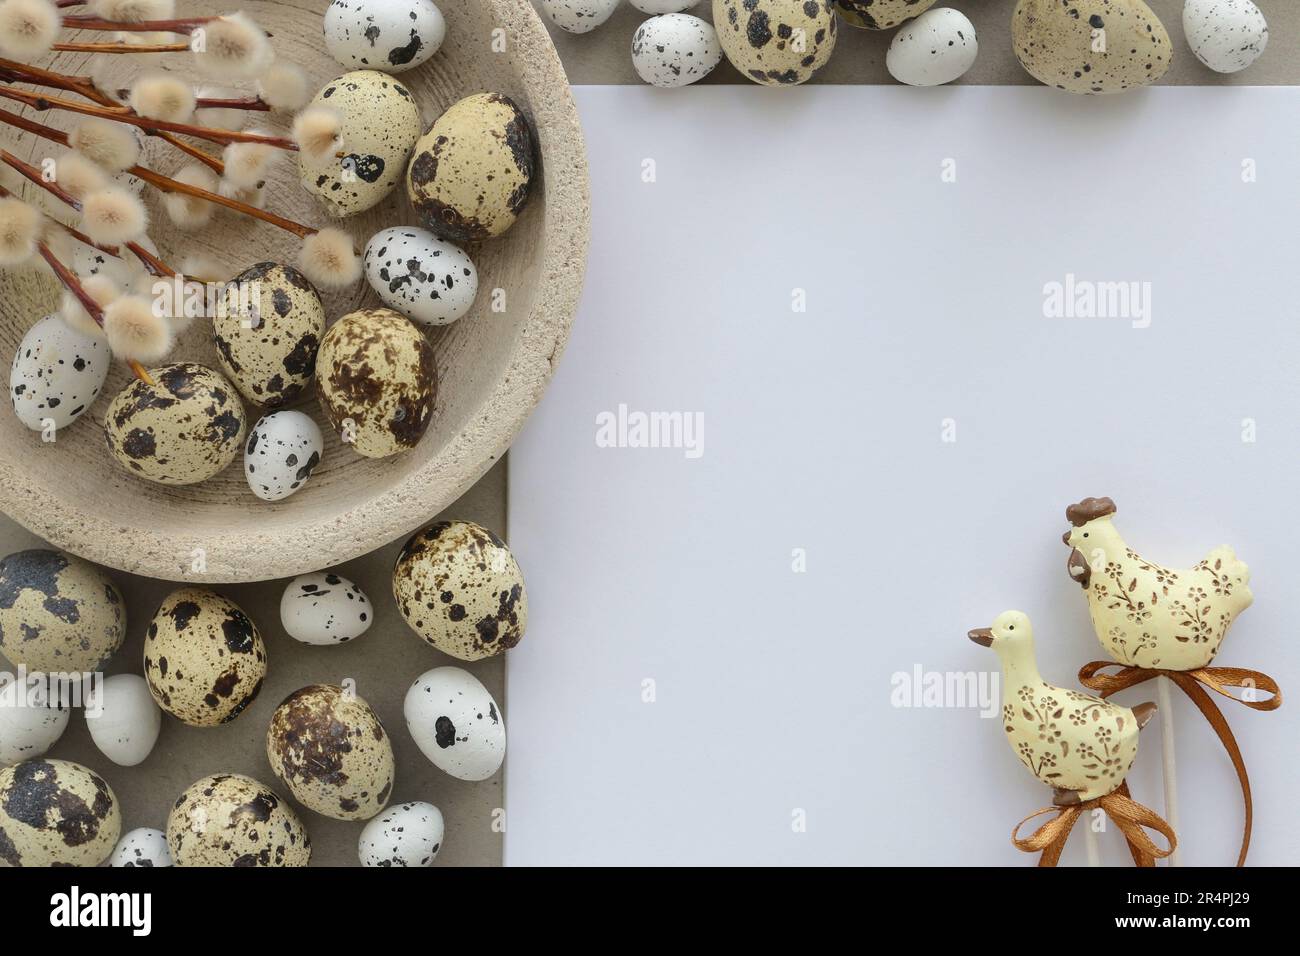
[54,41,193,54]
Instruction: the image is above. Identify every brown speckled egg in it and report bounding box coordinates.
[266,684,394,821]
[406,92,536,242]
[212,262,325,408]
[0,759,120,866]
[0,549,125,673]
[104,363,247,485]
[1012,0,1172,94]
[299,70,422,216]
[166,773,310,867]
[837,0,935,30]
[143,587,266,727]
[714,0,837,86]
[316,308,436,459]
[393,520,527,661]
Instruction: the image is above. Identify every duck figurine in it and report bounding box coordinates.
[1062,496,1253,671]
[970,610,1156,805]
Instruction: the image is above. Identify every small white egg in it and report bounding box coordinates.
[110,827,173,867]
[404,667,505,782]
[9,314,111,432]
[1183,0,1268,74]
[0,695,70,766]
[244,410,324,502]
[541,0,619,34]
[364,227,478,327]
[886,7,977,87]
[359,801,444,867]
[630,0,700,12]
[632,14,723,89]
[324,0,446,73]
[85,674,162,768]
[280,571,373,646]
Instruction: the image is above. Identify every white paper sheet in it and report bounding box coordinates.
[506,86,1300,866]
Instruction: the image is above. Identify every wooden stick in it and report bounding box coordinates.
[1156,676,1181,867]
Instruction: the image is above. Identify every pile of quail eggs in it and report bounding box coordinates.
[0,516,525,867]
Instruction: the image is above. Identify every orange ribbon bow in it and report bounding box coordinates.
[1013,780,1177,867]
[1077,662,1282,867]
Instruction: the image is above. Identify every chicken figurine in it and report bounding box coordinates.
[969,610,1156,805]
[1062,497,1253,671]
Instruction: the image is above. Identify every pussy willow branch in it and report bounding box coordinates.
[54,39,192,54]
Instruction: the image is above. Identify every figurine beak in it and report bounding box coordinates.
[968,628,994,647]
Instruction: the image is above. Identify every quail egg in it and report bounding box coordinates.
[358,801,444,867]
[143,587,267,727]
[837,0,936,29]
[110,827,173,867]
[316,308,437,459]
[630,0,700,12]
[324,0,446,73]
[0,690,70,766]
[104,363,247,485]
[0,758,120,866]
[10,314,111,432]
[393,520,527,661]
[363,226,478,326]
[0,549,125,673]
[1012,0,1172,94]
[85,674,161,767]
[714,0,837,85]
[212,262,325,408]
[541,0,619,33]
[1184,0,1267,74]
[404,666,505,781]
[280,571,373,646]
[244,410,324,502]
[167,773,310,867]
[407,92,537,242]
[886,7,977,86]
[632,14,723,88]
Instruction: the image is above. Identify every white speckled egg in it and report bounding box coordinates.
[300,71,422,216]
[633,14,723,88]
[0,549,125,673]
[886,8,977,86]
[404,666,505,782]
[167,773,310,867]
[393,520,527,661]
[631,0,700,12]
[143,587,267,727]
[70,234,157,285]
[110,827,173,867]
[0,692,70,766]
[280,571,372,646]
[316,308,437,459]
[1183,0,1267,74]
[10,314,110,432]
[85,674,161,768]
[0,759,120,866]
[364,227,478,327]
[714,0,837,86]
[267,684,395,821]
[837,0,936,29]
[104,363,247,486]
[358,801,444,867]
[212,262,325,408]
[541,0,618,33]
[324,0,446,73]
[244,410,324,502]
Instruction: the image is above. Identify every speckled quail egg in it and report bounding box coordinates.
[358,801,444,867]
[300,71,422,216]
[167,773,310,867]
[10,314,111,432]
[212,262,325,408]
[104,363,247,485]
[407,92,537,242]
[632,14,723,88]
[714,0,837,86]
[363,226,478,327]
[85,674,161,767]
[1184,0,1267,74]
[1012,0,1172,94]
[244,410,324,502]
[0,692,70,766]
[316,308,437,459]
[324,0,446,72]
[0,758,120,866]
[837,0,936,29]
[886,7,977,86]
[631,0,700,12]
[110,827,173,867]
[541,0,619,33]
[0,549,125,673]
[70,233,158,285]
[405,666,505,781]
[393,520,527,661]
[280,571,373,646]
[266,684,395,821]
[143,587,267,727]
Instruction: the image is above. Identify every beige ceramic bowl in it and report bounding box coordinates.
[0,0,587,582]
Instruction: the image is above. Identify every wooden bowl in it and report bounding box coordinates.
[0,0,587,582]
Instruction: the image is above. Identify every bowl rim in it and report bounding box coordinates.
[0,0,589,584]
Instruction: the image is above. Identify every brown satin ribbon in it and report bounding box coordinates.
[1012,779,1177,867]
[1077,662,1282,867]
